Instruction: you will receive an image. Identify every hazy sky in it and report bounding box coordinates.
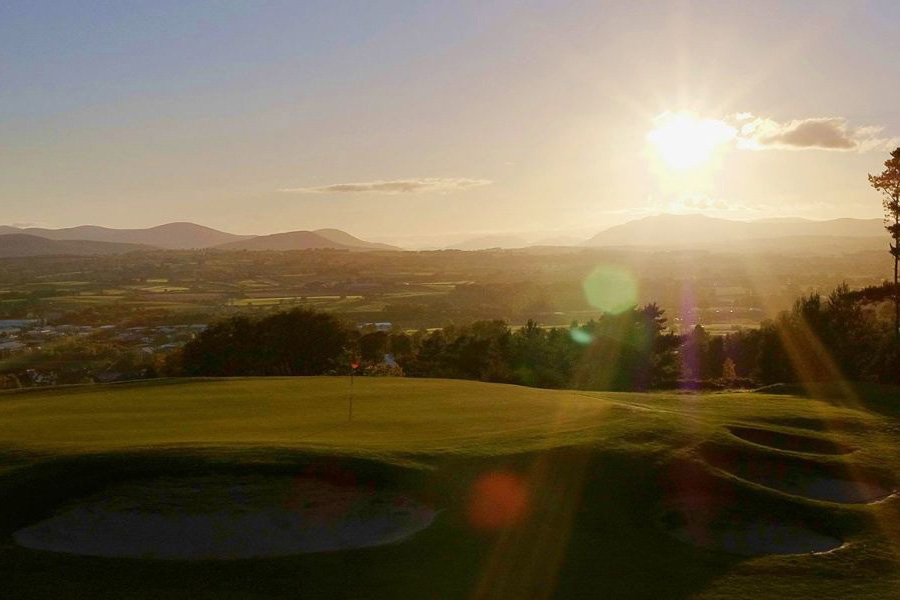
[3,1,899,240]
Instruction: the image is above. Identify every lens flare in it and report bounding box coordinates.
[467,472,530,530]
[582,266,638,314]
[569,328,594,345]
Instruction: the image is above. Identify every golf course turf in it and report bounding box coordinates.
[1,377,899,599]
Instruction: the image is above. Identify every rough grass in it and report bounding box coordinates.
[0,377,899,599]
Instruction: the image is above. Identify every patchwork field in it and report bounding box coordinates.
[1,377,899,599]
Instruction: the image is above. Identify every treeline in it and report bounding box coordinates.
[176,304,683,390]
[675,283,898,385]
[0,338,166,388]
[179,310,350,377]
[725,284,899,384]
[174,282,900,389]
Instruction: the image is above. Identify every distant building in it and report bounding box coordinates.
[0,319,40,331]
[0,341,26,356]
[356,322,393,332]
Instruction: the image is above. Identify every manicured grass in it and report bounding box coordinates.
[1,377,899,599]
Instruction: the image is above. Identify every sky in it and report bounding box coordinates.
[2,0,900,243]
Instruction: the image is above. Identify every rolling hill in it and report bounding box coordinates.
[0,223,400,253]
[310,229,401,251]
[0,222,250,249]
[215,229,400,251]
[584,214,884,249]
[0,234,150,257]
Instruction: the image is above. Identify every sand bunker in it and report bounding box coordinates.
[703,446,891,504]
[728,426,852,455]
[667,512,842,556]
[662,491,842,556]
[13,475,436,560]
[730,470,890,504]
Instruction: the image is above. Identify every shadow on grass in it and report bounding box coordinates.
[0,446,819,599]
[755,382,900,420]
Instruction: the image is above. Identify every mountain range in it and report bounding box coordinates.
[0,222,249,249]
[0,215,887,257]
[0,234,151,258]
[216,229,400,252]
[442,215,885,252]
[582,214,884,248]
[0,223,399,256]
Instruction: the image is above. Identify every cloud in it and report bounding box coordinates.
[732,114,897,152]
[759,117,855,149]
[280,177,492,194]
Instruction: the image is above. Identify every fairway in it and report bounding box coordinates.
[1,377,900,599]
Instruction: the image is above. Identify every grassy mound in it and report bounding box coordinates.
[701,442,892,504]
[1,377,899,599]
[727,425,854,455]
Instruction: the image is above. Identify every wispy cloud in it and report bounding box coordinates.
[732,114,898,152]
[279,177,492,194]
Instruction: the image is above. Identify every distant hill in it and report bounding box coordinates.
[311,229,401,251]
[0,222,250,249]
[584,214,884,248]
[215,229,400,252]
[749,216,885,236]
[530,234,583,246]
[446,234,530,250]
[0,223,399,252]
[0,234,150,257]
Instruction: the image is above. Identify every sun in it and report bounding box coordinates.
[647,112,736,171]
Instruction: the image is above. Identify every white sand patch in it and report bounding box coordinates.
[13,475,436,560]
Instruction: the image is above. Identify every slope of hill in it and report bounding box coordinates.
[0,234,150,257]
[0,377,897,598]
[216,229,398,251]
[0,223,250,249]
[752,217,884,235]
[584,214,884,248]
[312,229,401,251]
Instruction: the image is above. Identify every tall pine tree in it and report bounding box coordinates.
[869,147,900,340]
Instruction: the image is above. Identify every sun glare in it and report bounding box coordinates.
[647,112,736,171]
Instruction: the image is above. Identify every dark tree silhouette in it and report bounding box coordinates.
[869,147,900,339]
[359,331,389,363]
[181,309,348,376]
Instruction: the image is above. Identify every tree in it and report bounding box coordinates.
[869,147,900,340]
[181,309,349,376]
[681,325,710,380]
[569,304,677,390]
[359,331,389,363]
[722,358,737,381]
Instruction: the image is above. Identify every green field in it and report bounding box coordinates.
[1,378,899,599]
